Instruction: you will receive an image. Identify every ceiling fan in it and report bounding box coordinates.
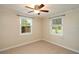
[25,4,49,15]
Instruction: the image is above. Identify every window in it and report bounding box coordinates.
[20,16,32,35]
[50,17,63,35]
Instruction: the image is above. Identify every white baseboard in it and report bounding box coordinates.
[0,39,41,52]
[43,39,79,53]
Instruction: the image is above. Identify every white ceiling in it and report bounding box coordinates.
[1,4,79,18]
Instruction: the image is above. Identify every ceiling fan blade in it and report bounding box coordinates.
[28,11,33,13]
[25,6,33,9]
[40,10,49,12]
[38,4,45,9]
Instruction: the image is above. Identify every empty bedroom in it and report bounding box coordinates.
[0,4,79,54]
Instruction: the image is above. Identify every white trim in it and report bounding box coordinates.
[19,16,32,35]
[43,39,79,53]
[0,39,41,52]
[20,32,32,35]
[49,17,63,36]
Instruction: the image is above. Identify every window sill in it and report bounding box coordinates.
[50,33,63,36]
[20,32,32,35]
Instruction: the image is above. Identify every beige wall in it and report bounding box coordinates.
[43,8,79,52]
[0,6,42,49]
[0,5,79,53]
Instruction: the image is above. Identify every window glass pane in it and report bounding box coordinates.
[21,18,28,26]
[53,18,62,25]
[21,17,32,26]
[21,26,31,33]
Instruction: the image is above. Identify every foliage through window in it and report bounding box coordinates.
[20,16,32,35]
[51,17,63,35]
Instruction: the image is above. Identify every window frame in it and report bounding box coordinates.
[50,17,63,36]
[20,16,32,35]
